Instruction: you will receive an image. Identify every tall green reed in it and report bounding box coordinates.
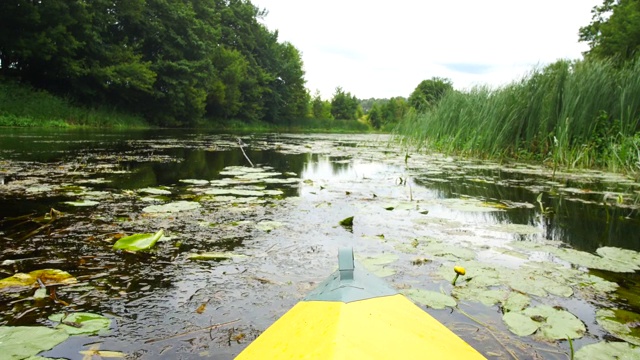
[397,58,640,174]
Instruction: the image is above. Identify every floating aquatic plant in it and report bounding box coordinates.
[0,326,69,359]
[112,229,164,251]
[49,312,111,335]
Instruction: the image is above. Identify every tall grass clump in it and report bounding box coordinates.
[0,81,147,128]
[397,58,640,174]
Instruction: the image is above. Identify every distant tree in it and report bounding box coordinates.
[368,103,382,129]
[330,87,359,120]
[311,90,333,119]
[408,77,453,110]
[381,97,409,123]
[579,0,640,62]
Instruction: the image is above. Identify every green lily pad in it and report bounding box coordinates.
[452,286,507,307]
[404,289,456,309]
[597,308,640,345]
[339,216,354,227]
[503,311,539,336]
[0,326,69,359]
[0,269,77,291]
[358,253,399,266]
[48,312,111,335]
[179,179,210,185]
[521,305,586,340]
[255,221,284,232]
[574,341,640,360]
[503,292,530,313]
[487,223,543,235]
[555,248,634,273]
[139,187,172,195]
[188,252,248,261]
[113,229,164,251]
[596,247,640,268]
[64,200,99,207]
[142,201,201,213]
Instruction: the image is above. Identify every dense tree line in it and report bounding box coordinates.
[579,0,640,63]
[0,0,309,126]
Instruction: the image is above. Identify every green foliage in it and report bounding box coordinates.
[408,77,453,110]
[396,58,640,174]
[0,0,310,127]
[579,0,640,62]
[331,87,359,120]
[311,91,333,120]
[0,81,146,128]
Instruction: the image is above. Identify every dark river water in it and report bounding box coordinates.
[1,129,640,359]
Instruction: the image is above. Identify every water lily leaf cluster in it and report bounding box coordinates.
[503,305,586,340]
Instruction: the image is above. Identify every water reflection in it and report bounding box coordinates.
[2,130,640,359]
[415,171,640,252]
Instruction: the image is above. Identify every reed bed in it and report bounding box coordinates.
[396,59,640,174]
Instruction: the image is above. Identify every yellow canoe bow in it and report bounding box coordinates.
[236,248,486,359]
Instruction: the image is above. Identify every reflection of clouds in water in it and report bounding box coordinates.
[301,155,396,181]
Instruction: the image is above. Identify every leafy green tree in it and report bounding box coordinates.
[311,90,333,119]
[368,103,382,129]
[408,77,453,110]
[331,87,359,120]
[0,0,310,127]
[579,0,640,62]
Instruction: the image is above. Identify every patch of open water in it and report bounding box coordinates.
[1,129,640,359]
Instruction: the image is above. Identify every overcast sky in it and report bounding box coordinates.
[250,0,602,100]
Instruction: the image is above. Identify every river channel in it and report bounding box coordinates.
[1,129,640,359]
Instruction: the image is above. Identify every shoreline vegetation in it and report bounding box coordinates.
[396,58,640,177]
[0,80,371,133]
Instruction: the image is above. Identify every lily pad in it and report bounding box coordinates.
[0,326,69,359]
[48,312,111,335]
[574,341,640,360]
[0,269,77,291]
[138,187,172,195]
[179,179,210,185]
[597,308,640,345]
[113,229,164,251]
[142,201,201,213]
[503,311,539,336]
[554,248,634,273]
[404,289,456,309]
[596,247,640,268]
[521,305,586,340]
[487,223,543,235]
[503,292,530,313]
[255,220,284,232]
[339,216,354,227]
[64,200,99,207]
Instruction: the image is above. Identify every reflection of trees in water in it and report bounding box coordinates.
[414,175,640,252]
[302,154,351,178]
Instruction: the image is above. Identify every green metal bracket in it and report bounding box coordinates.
[338,247,354,280]
[304,248,398,303]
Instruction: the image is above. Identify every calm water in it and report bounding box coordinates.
[1,129,640,359]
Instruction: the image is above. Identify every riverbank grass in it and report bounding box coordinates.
[0,81,147,128]
[396,58,640,174]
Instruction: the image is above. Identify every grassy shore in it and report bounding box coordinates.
[396,58,640,174]
[0,81,148,128]
[0,80,374,133]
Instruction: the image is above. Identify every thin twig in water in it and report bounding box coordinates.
[144,319,240,344]
[237,138,254,167]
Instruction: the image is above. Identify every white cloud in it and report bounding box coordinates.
[251,0,601,99]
